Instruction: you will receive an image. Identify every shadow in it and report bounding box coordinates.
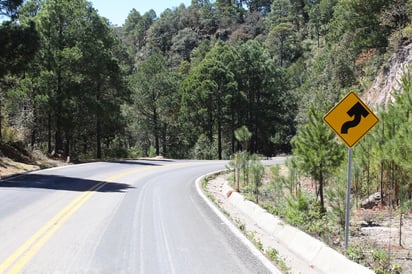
[105,160,172,166]
[0,173,134,193]
[360,222,381,228]
[0,159,6,168]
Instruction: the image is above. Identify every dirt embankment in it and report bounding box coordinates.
[0,142,66,179]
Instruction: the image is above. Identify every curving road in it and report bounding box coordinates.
[0,160,279,273]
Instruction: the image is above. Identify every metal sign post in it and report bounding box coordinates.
[345,148,353,250]
[323,91,379,250]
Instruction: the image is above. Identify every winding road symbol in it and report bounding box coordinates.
[323,91,379,147]
[340,102,369,134]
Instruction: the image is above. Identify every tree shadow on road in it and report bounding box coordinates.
[0,174,134,193]
[105,160,173,166]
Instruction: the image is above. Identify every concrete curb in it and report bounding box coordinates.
[225,189,375,274]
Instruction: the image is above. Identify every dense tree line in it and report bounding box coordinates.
[2,0,412,212]
[1,0,128,158]
[0,0,297,159]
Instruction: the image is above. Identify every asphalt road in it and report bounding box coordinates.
[0,160,279,273]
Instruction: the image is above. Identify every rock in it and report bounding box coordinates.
[363,41,412,107]
[361,192,383,209]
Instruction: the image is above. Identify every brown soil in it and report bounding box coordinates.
[0,142,67,179]
[351,209,412,273]
[300,175,412,273]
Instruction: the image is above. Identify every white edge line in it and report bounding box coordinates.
[195,171,282,274]
[30,162,100,173]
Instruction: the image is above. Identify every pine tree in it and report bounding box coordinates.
[292,105,345,212]
[128,52,179,156]
[180,41,237,159]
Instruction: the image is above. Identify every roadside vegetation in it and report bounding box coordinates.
[226,84,412,272]
[226,155,406,273]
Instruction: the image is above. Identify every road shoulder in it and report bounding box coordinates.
[202,172,374,274]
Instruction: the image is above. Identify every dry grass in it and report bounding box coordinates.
[0,157,40,178]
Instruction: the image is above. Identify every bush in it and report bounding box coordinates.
[103,146,128,158]
[2,126,21,143]
[284,192,310,226]
[127,146,143,158]
[148,145,157,158]
[190,134,217,159]
[346,243,366,263]
[249,154,264,203]
[372,249,391,274]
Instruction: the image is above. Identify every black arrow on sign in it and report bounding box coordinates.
[340,102,369,134]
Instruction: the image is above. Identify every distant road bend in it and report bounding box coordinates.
[0,160,279,273]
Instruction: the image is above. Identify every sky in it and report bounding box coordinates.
[90,0,193,26]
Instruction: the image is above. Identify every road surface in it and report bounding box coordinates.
[0,160,279,273]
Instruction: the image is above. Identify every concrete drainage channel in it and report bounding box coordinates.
[197,171,375,274]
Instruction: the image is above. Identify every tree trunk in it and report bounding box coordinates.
[208,96,213,146]
[48,112,52,154]
[54,105,64,154]
[96,81,102,159]
[217,95,222,160]
[230,98,236,154]
[65,138,70,159]
[96,116,102,159]
[83,135,88,154]
[0,100,2,142]
[236,167,240,192]
[399,212,403,247]
[162,123,167,157]
[153,107,159,156]
[380,161,384,208]
[55,54,64,154]
[31,128,36,148]
[392,161,398,207]
[55,125,64,154]
[319,170,326,213]
[367,156,370,197]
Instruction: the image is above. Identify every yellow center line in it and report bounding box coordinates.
[0,161,215,273]
[0,181,105,274]
[7,183,106,274]
[0,164,161,274]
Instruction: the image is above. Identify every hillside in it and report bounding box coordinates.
[364,39,412,107]
[0,143,65,179]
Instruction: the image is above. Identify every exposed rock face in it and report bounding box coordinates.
[363,40,412,107]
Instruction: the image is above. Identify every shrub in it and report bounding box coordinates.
[191,134,217,159]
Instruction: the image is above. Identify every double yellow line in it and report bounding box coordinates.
[0,161,214,273]
[0,165,160,274]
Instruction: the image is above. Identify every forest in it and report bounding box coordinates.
[0,0,403,159]
[2,0,412,232]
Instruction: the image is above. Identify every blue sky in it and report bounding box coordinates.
[90,0,192,26]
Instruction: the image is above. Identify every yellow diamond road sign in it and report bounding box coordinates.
[323,92,379,148]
